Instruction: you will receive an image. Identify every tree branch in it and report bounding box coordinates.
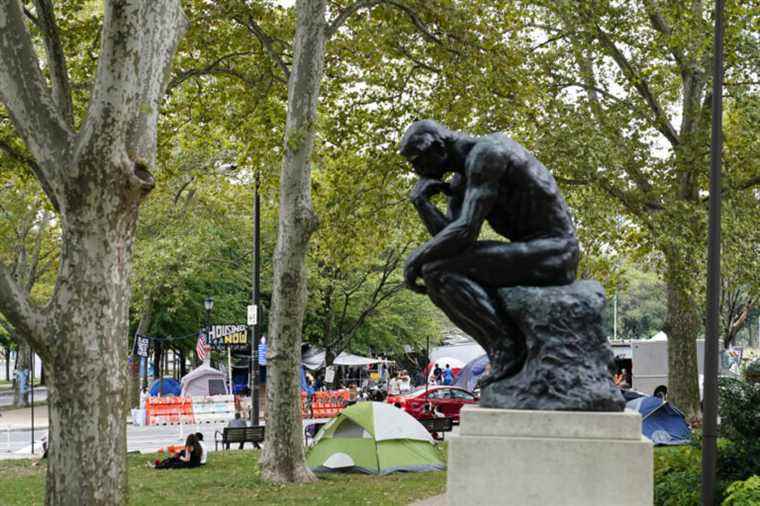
[33,0,74,127]
[734,175,760,192]
[240,15,291,81]
[25,210,52,294]
[593,26,681,147]
[0,2,71,181]
[128,2,188,167]
[567,47,659,202]
[326,0,382,39]
[167,52,261,92]
[382,0,459,55]
[553,81,634,108]
[0,139,61,212]
[22,7,39,27]
[81,1,188,168]
[0,263,48,354]
[642,0,688,73]
[554,176,591,186]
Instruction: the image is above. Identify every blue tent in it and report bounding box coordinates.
[626,396,691,445]
[301,366,315,395]
[454,354,489,392]
[149,377,182,396]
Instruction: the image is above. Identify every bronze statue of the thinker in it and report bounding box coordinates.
[401,120,623,411]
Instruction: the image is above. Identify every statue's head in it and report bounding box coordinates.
[399,120,452,179]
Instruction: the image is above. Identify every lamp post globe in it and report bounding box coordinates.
[204,296,214,349]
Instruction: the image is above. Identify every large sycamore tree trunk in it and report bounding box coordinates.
[664,252,702,419]
[260,0,326,484]
[0,2,186,504]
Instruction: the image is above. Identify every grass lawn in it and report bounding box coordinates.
[0,448,447,506]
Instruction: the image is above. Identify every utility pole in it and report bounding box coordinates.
[702,1,724,504]
[250,170,261,426]
[30,349,34,454]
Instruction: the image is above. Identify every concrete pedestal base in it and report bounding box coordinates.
[447,406,652,506]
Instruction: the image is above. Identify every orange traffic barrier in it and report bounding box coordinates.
[146,397,195,425]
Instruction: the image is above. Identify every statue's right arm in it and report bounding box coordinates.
[412,197,449,237]
[410,178,452,237]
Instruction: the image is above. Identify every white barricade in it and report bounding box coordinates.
[191,395,235,424]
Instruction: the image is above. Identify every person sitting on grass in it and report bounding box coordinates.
[150,434,202,469]
[195,432,207,465]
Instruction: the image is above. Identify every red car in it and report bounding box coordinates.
[386,385,478,423]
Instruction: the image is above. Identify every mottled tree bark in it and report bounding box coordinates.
[260,0,326,484]
[664,256,702,419]
[0,2,186,504]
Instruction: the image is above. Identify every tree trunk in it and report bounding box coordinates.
[260,0,326,484]
[43,213,139,505]
[4,345,9,381]
[13,338,30,407]
[664,257,702,419]
[179,349,186,377]
[0,2,186,503]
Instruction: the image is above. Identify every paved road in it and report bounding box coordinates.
[0,422,229,459]
[0,418,459,460]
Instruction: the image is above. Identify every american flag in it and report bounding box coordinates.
[196,332,209,362]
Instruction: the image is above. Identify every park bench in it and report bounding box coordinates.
[303,418,332,447]
[215,426,265,451]
[419,417,453,440]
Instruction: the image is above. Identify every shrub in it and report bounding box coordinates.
[722,476,760,506]
[717,377,760,441]
[654,442,760,505]
[744,359,760,384]
[654,378,760,505]
[717,439,760,486]
[654,446,701,506]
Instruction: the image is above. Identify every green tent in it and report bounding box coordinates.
[306,401,446,475]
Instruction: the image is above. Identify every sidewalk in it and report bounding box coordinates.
[0,406,49,431]
[410,494,447,506]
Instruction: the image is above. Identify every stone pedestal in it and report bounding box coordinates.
[447,406,653,506]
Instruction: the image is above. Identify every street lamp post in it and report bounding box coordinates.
[204,296,214,364]
[250,171,261,426]
[702,1,724,504]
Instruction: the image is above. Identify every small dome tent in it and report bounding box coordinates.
[180,363,228,397]
[454,354,489,391]
[626,396,692,445]
[306,401,445,475]
[149,377,181,396]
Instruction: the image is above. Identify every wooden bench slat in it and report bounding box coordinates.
[216,426,266,450]
[419,417,453,432]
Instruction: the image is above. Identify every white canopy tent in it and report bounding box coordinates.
[302,349,383,370]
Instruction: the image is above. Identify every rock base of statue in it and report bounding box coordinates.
[480,280,625,411]
[447,406,653,506]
